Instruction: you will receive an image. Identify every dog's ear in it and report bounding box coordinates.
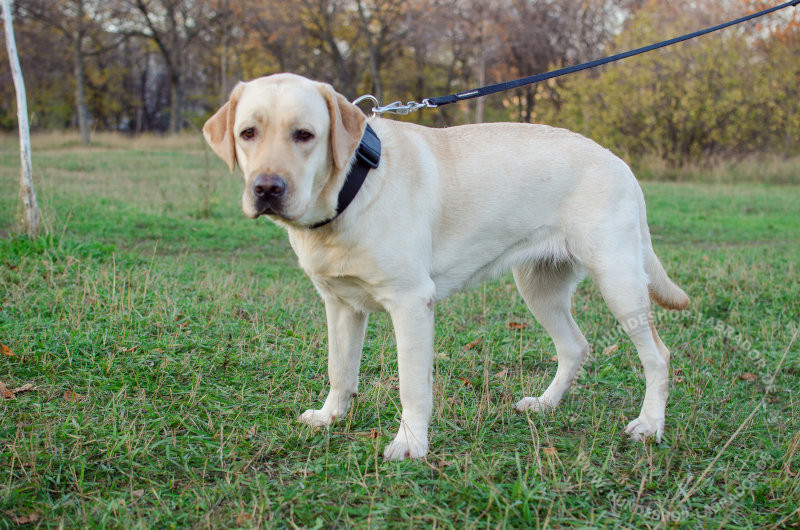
[203,83,245,172]
[321,84,367,170]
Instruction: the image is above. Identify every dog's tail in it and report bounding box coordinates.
[638,194,690,311]
[645,249,690,310]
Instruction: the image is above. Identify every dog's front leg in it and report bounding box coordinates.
[298,296,368,427]
[383,291,435,460]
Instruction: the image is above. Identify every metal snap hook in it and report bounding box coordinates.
[352,95,380,118]
[353,95,437,117]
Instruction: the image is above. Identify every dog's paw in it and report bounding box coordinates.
[298,408,336,428]
[383,429,428,461]
[515,396,555,413]
[624,415,664,442]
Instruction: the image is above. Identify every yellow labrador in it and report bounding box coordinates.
[203,73,689,460]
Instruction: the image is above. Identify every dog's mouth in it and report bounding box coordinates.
[250,206,297,223]
[243,191,305,223]
[254,207,275,218]
[243,204,273,220]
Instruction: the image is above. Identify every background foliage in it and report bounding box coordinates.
[1,0,799,164]
[538,1,800,166]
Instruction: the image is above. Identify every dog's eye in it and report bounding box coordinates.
[293,129,314,143]
[240,128,256,140]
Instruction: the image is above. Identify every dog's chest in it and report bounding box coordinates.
[312,275,385,312]
[289,233,386,312]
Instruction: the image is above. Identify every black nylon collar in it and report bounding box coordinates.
[308,123,381,229]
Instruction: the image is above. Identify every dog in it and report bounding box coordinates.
[203,73,689,460]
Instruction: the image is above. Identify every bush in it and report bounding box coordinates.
[536,0,800,166]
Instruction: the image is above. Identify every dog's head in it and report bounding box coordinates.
[203,74,367,225]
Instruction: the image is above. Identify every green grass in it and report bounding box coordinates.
[1,132,799,527]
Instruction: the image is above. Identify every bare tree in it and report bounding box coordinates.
[208,0,234,103]
[2,0,41,237]
[354,0,410,103]
[72,0,90,143]
[242,0,301,74]
[496,0,620,122]
[401,0,487,125]
[122,0,214,133]
[19,0,119,144]
[296,0,363,97]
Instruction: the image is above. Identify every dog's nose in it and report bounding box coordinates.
[252,174,286,200]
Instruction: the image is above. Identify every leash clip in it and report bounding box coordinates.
[353,95,437,116]
[373,99,437,115]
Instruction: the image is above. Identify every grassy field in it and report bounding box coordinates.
[1,132,799,528]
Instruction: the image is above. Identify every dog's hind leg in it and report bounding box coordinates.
[589,250,670,442]
[513,262,590,413]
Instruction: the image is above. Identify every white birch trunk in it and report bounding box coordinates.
[2,0,41,237]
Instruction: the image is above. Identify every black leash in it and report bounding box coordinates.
[373,0,800,114]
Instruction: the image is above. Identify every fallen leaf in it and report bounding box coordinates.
[11,513,40,524]
[507,321,529,330]
[355,428,381,439]
[550,355,558,362]
[131,489,144,498]
[0,382,34,398]
[236,513,254,525]
[602,344,620,356]
[12,383,34,395]
[494,368,510,379]
[740,372,758,382]
[1,344,12,357]
[63,389,85,402]
[458,376,473,388]
[463,337,483,351]
[0,381,13,399]
[543,447,558,457]
[437,459,454,469]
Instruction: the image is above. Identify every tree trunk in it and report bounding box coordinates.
[168,49,184,134]
[2,0,41,237]
[170,74,181,134]
[74,46,90,144]
[475,47,485,124]
[219,28,228,102]
[137,52,149,133]
[219,0,230,103]
[475,17,487,124]
[73,0,90,145]
[519,85,535,123]
[356,0,383,103]
[167,1,182,134]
